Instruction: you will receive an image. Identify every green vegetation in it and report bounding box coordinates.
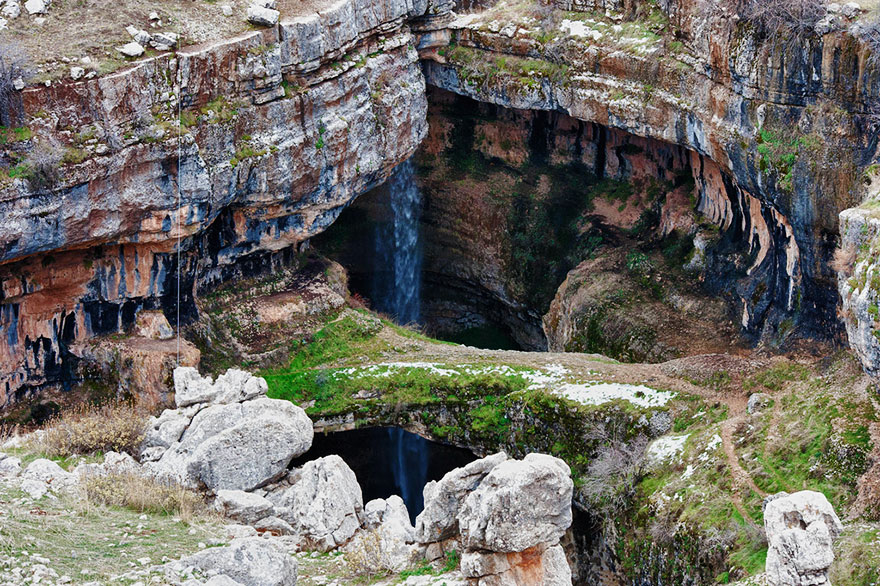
[0,126,32,144]
[442,44,569,90]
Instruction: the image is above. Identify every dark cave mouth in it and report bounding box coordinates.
[290,426,477,524]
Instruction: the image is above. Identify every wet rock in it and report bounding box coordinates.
[266,455,363,551]
[415,452,508,543]
[763,491,843,586]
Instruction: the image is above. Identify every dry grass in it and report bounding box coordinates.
[34,400,147,457]
[81,472,204,522]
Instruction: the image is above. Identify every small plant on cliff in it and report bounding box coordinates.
[0,43,30,127]
[723,0,825,43]
[581,425,649,519]
[21,143,62,192]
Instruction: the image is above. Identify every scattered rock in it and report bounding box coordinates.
[215,489,274,525]
[167,537,297,586]
[116,42,145,58]
[149,11,159,20]
[0,454,21,477]
[11,76,24,90]
[221,5,233,16]
[23,0,47,15]
[126,25,152,45]
[763,491,843,586]
[747,392,772,414]
[1,1,20,19]
[173,367,267,408]
[246,4,279,26]
[415,452,508,543]
[70,66,84,81]
[266,455,363,551]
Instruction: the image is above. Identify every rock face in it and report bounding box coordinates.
[0,0,431,408]
[416,0,880,361]
[143,367,314,491]
[416,452,574,586]
[265,454,364,551]
[763,491,843,586]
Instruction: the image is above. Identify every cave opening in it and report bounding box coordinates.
[290,427,477,524]
[315,87,750,359]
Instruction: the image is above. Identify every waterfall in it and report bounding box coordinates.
[373,159,422,324]
[387,427,430,521]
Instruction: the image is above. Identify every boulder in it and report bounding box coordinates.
[763,491,843,586]
[116,42,145,58]
[246,4,279,26]
[150,31,178,51]
[0,454,21,477]
[267,455,363,551]
[1,1,21,19]
[125,25,152,45]
[74,451,141,479]
[20,478,48,499]
[458,453,572,553]
[415,452,508,543]
[148,397,313,491]
[351,495,418,571]
[70,66,84,80]
[167,537,297,586]
[134,311,174,340]
[23,0,46,15]
[214,489,275,525]
[747,393,772,414]
[22,458,74,489]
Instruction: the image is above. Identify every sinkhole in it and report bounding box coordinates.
[289,426,477,524]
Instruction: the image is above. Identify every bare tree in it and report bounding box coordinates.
[24,143,62,192]
[580,425,649,518]
[0,42,29,127]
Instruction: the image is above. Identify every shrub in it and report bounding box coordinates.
[81,472,203,521]
[37,401,147,457]
[22,143,62,192]
[345,530,389,577]
[725,0,825,42]
[580,426,649,519]
[0,43,29,127]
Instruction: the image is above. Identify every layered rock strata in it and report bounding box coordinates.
[0,0,431,406]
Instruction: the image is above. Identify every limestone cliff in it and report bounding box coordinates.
[0,0,431,406]
[416,0,880,353]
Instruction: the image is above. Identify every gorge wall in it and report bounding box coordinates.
[3,0,880,408]
[0,0,440,406]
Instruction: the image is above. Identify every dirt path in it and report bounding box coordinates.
[720,412,768,526]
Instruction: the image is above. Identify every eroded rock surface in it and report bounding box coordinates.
[763,491,843,586]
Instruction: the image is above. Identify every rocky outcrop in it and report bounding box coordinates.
[142,367,314,491]
[0,0,431,407]
[417,452,574,585]
[763,491,843,586]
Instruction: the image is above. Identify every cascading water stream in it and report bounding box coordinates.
[372,159,430,517]
[372,158,422,324]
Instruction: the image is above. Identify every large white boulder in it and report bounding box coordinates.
[215,490,275,525]
[460,543,572,586]
[266,455,363,551]
[167,537,297,586]
[22,458,74,489]
[415,452,508,543]
[0,453,21,477]
[458,453,573,553]
[764,491,843,586]
[148,397,313,491]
